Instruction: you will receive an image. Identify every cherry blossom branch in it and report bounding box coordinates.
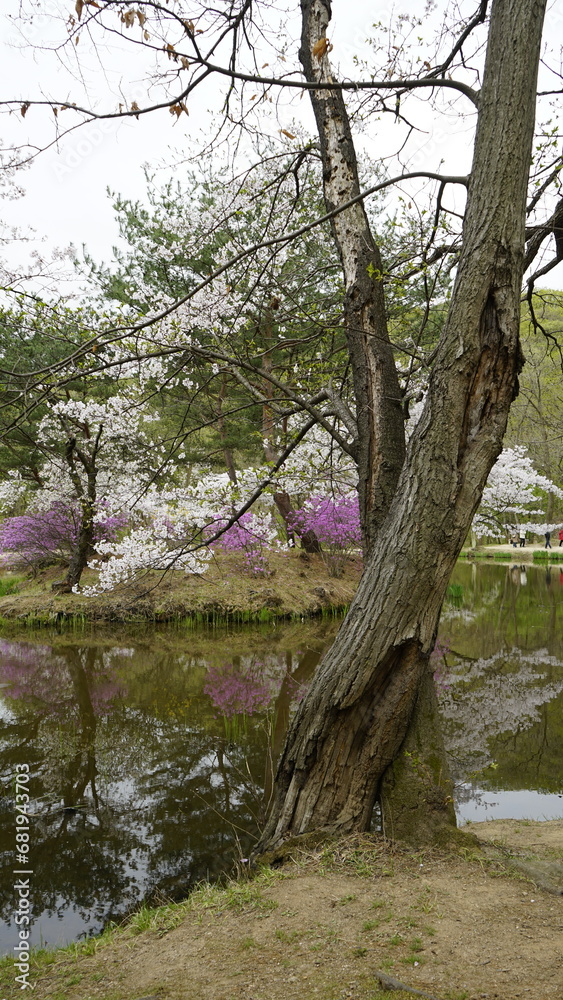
[0,170,469,383]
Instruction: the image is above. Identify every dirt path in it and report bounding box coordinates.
[1,820,561,1000]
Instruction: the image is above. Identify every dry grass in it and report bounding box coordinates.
[1,823,561,1000]
[0,550,362,627]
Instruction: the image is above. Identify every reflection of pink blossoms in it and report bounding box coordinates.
[0,640,126,718]
[204,664,272,718]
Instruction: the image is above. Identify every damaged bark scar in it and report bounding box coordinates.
[457,291,518,466]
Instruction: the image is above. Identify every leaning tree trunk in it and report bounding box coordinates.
[299,0,406,552]
[256,0,546,853]
[273,489,321,553]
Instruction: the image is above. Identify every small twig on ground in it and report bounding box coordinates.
[373,969,443,999]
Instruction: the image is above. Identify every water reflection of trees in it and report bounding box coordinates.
[444,561,563,658]
[1,589,562,950]
[437,647,563,791]
[0,642,143,939]
[0,630,327,946]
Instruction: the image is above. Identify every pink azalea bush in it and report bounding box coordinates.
[0,503,128,571]
[213,510,279,576]
[291,494,362,576]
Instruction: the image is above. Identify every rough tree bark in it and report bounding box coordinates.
[299,0,406,552]
[256,0,547,853]
[62,428,103,590]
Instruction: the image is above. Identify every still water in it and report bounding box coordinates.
[0,561,562,954]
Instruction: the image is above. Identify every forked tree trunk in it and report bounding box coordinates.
[256,0,546,853]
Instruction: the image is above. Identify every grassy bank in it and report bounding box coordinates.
[0,550,361,628]
[1,543,560,630]
[0,822,561,1000]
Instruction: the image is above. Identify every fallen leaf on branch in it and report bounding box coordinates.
[121,10,136,28]
[169,102,189,119]
[20,103,30,118]
[312,37,332,61]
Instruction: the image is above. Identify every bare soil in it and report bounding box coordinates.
[2,821,561,1000]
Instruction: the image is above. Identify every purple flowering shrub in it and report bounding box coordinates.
[213,511,278,576]
[0,502,128,571]
[291,494,362,576]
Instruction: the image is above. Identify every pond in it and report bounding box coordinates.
[0,561,562,955]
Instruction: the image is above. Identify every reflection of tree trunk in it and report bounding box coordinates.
[545,572,557,655]
[262,648,323,809]
[215,745,233,823]
[496,565,512,630]
[380,667,458,846]
[59,648,100,818]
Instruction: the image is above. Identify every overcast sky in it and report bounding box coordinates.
[1,0,562,293]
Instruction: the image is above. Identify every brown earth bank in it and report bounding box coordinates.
[0,551,362,625]
[1,822,561,1000]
